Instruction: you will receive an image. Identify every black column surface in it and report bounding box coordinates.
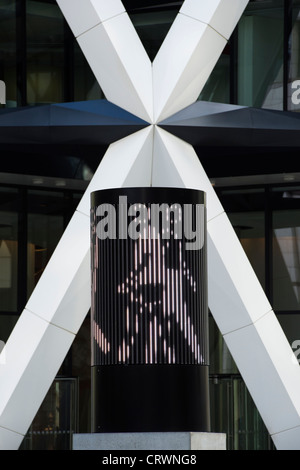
[90,187,210,433]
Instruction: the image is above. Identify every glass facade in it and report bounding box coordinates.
[0,187,18,313]
[0,0,300,451]
[199,47,231,104]
[26,0,65,105]
[210,375,273,450]
[0,182,91,450]
[211,183,300,449]
[73,42,104,102]
[27,190,65,296]
[0,185,83,316]
[0,0,105,108]
[272,187,300,311]
[221,188,266,290]
[0,0,16,107]
[21,377,79,450]
[238,0,285,109]
[0,0,299,111]
[288,0,300,109]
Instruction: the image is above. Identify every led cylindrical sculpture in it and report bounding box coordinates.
[90,187,210,433]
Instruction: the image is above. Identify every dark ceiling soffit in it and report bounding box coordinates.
[0,100,149,146]
[160,101,300,148]
[1,99,300,149]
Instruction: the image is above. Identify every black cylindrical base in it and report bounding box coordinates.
[91,187,210,434]
[92,364,210,433]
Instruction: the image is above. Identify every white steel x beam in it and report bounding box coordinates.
[1,0,300,450]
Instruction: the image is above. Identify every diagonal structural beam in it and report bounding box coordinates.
[2,0,300,452]
[152,127,300,449]
[153,0,249,122]
[0,127,153,449]
[57,0,153,123]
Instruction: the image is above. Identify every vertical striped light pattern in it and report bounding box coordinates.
[91,188,208,366]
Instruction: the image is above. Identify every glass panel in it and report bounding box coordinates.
[230,211,266,289]
[209,376,273,450]
[209,316,238,374]
[129,9,178,62]
[73,42,104,102]
[128,4,230,100]
[0,314,18,345]
[273,198,300,310]
[70,314,91,433]
[277,313,300,365]
[232,377,272,450]
[288,1,300,111]
[209,376,233,449]
[199,51,230,104]
[21,378,78,450]
[27,190,65,298]
[26,0,64,105]
[0,187,18,312]
[0,0,16,107]
[238,0,284,109]
[219,188,266,290]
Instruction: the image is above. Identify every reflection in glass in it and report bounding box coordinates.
[0,0,16,107]
[26,0,64,105]
[0,187,18,312]
[210,376,272,450]
[209,316,238,375]
[21,378,78,450]
[27,190,64,298]
[74,42,104,102]
[0,314,18,343]
[129,9,178,62]
[277,313,300,363]
[0,240,11,288]
[288,1,300,111]
[219,188,266,290]
[199,51,230,104]
[230,211,266,290]
[273,209,300,311]
[238,0,284,109]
